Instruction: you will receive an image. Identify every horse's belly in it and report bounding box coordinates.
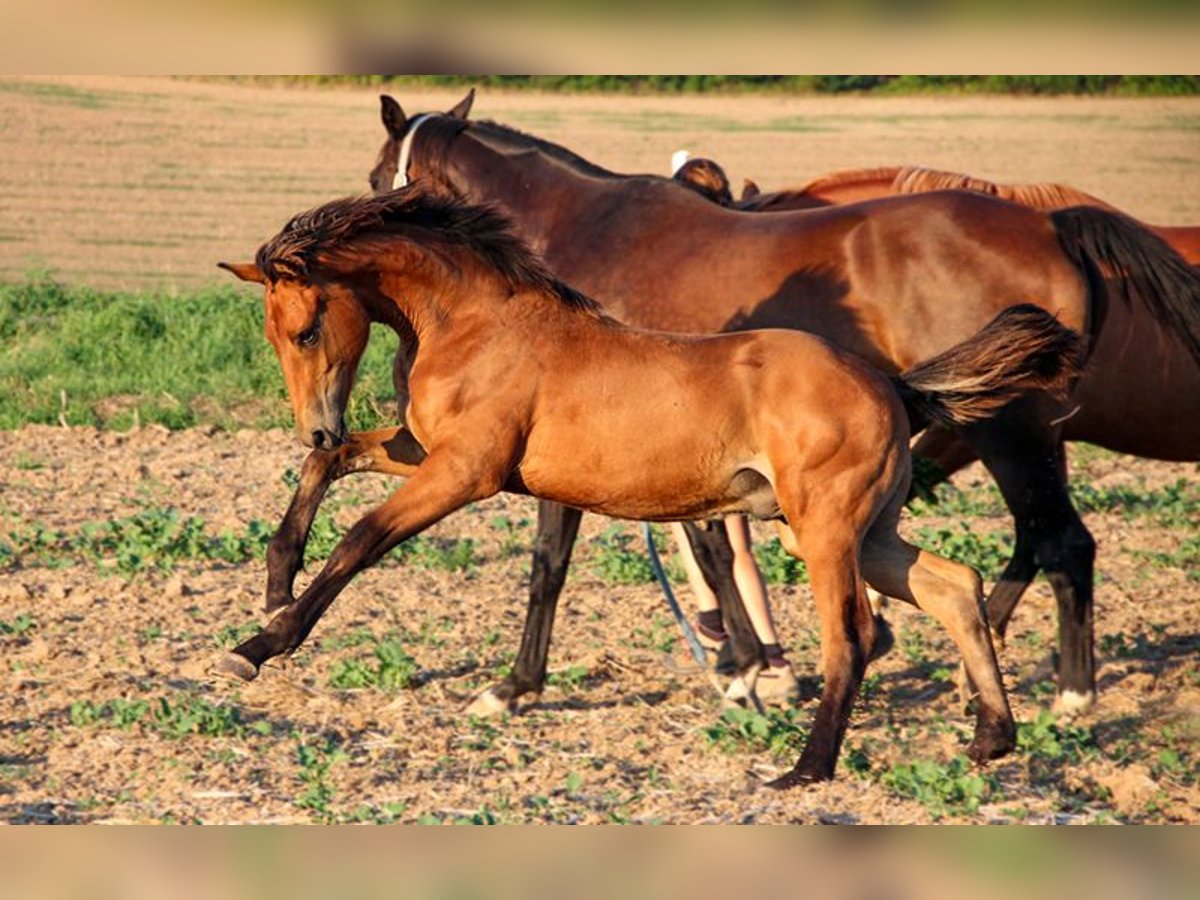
[1066,304,1200,461]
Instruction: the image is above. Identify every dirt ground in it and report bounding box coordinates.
[0,77,1197,823]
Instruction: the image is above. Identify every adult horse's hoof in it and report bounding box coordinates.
[214,652,260,683]
[721,670,764,715]
[868,613,895,662]
[968,718,1016,763]
[1051,688,1096,718]
[464,687,514,718]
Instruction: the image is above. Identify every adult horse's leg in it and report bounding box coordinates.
[680,519,766,708]
[466,499,583,715]
[265,427,426,612]
[969,422,1097,714]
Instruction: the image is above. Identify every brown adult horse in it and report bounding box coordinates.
[735,165,1200,266]
[219,188,1089,784]
[682,158,1200,653]
[274,92,1200,721]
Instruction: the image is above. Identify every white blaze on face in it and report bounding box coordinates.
[670,149,691,175]
[394,114,433,189]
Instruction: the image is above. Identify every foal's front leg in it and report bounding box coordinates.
[221,450,496,681]
[266,427,427,612]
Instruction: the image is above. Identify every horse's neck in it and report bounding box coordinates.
[451,131,613,234]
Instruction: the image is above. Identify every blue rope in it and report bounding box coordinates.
[641,522,708,667]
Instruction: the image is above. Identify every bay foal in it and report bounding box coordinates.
[221,189,1084,784]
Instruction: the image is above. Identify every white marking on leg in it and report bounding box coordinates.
[1052,688,1096,717]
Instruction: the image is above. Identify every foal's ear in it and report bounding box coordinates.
[380,95,406,138]
[741,178,761,200]
[447,88,475,120]
[217,261,267,284]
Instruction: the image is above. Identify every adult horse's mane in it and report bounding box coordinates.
[469,119,617,179]
[256,187,603,313]
[792,166,904,194]
[790,165,1114,211]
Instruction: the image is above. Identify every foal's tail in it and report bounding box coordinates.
[1051,205,1200,367]
[893,305,1086,432]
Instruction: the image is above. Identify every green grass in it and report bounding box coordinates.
[880,756,998,819]
[327,635,418,691]
[0,276,399,431]
[703,706,808,760]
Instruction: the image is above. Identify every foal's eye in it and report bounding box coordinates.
[297,325,320,348]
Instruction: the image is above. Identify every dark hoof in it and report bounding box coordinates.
[214,652,260,682]
[968,720,1016,764]
[868,613,895,663]
[766,767,832,790]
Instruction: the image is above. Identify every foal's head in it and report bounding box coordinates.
[368,90,475,196]
[218,262,370,451]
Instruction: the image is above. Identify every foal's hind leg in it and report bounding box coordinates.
[266,427,426,612]
[768,524,875,787]
[466,500,583,716]
[858,522,1016,765]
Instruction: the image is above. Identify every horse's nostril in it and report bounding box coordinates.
[311,429,328,449]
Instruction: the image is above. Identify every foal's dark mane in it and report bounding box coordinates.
[256,188,603,314]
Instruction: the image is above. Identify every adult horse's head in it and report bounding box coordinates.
[368,90,475,196]
[219,243,372,450]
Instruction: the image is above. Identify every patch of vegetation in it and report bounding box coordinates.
[327,635,418,691]
[879,756,998,818]
[0,275,400,431]
[294,735,348,823]
[912,523,1013,580]
[0,613,37,636]
[1071,478,1199,528]
[0,507,273,575]
[68,693,258,739]
[590,524,655,585]
[908,481,1006,518]
[399,535,477,573]
[753,537,808,585]
[1137,534,1200,581]
[1017,710,1099,765]
[703,706,808,760]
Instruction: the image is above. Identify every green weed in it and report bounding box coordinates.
[294,736,347,823]
[703,706,808,760]
[880,756,997,818]
[912,523,1013,580]
[590,524,655,584]
[327,635,417,691]
[753,538,808,585]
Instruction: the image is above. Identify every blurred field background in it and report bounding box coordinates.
[2,74,1199,432]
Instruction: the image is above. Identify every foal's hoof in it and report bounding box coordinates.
[464,687,515,718]
[1051,688,1097,718]
[766,767,832,791]
[214,652,260,683]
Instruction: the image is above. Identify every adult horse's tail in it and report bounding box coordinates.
[1051,206,1200,367]
[893,305,1086,431]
